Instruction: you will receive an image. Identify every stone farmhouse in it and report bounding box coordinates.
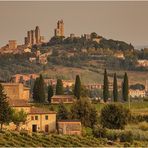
[1,82,81,135]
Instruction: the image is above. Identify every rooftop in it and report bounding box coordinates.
[29,107,56,114]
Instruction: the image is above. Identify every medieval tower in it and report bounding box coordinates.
[54,19,64,37]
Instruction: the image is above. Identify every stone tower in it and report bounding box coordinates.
[54,19,64,37]
[31,30,36,45]
[35,26,40,44]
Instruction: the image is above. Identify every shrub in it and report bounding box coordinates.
[130,114,148,123]
[124,142,131,147]
[138,121,148,131]
[92,125,107,138]
[82,127,93,137]
[100,104,130,129]
[106,130,120,141]
[119,131,133,143]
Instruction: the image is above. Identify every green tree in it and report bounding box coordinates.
[12,109,27,131]
[100,104,130,129]
[103,69,109,102]
[0,83,12,131]
[113,73,118,102]
[33,75,45,103]
[122,72,129,102]
[57,103,69,120]
[74,75,81,99]
[48,85,54,103]
[56,79,64,95]
[71,98,97,127]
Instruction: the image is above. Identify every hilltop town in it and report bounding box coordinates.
[0,20,148,147]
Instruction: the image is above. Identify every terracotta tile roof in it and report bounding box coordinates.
[8,99,30,107]
[29,107,56,114]
[51,95,74,99]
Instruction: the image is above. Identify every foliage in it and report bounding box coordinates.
[74,75,81,99]
[122,72,129,102]
[113,73,118,102]
[119,131,133,143]
[48,85,54,103]
[56,79,64,95]
[130,83,145,90]
[11,109,27,131]
[57,103,69,120]
[100,104,131,129]
[70,98,98,127]
[0,83,13,131]
[130,114,148,123]
[138,122,148,131]
[33,75,45,103]
[103,69,109,102]
[93,125,107,138]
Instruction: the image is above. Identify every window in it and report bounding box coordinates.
[31,116,34,120]
[45,115,48,120]
[35,116,38,120]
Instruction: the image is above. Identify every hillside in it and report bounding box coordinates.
[0,32,148,83]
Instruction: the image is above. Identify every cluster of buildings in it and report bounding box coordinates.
[1,81,82,135]
[137,59,148,68]
[0,39,32,54]
[24,26,44,47]
[29,50,52,65]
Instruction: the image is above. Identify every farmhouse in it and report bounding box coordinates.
[51,95,75,104]
[6,99,57,133]
[58,120,81,135]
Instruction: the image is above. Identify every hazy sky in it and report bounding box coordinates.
[0,1,148,47]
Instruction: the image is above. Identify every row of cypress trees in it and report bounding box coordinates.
[33,69,129,103]
[33,74,82,103]
[103,69,129,102]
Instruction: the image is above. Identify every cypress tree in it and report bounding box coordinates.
[48,85,54,103]
[0,83,12,131]
[113,73,118,102]
[122,72,129,102]
[33,75,45,103]
[103,69,109,102]
[56,79,64,95]
[74,75,81,99]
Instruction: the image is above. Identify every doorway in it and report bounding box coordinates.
[32,124,37,132]
[45,125,49,133]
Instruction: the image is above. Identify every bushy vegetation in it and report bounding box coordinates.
[100,104,131,129]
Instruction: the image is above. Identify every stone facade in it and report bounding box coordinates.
[2,83,30,100]
[58,120,81,135]
[8,40,17,49]
[54,20,64,37]
[5,100,56,133]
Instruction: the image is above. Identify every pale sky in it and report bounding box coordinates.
[0,1,148,47]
